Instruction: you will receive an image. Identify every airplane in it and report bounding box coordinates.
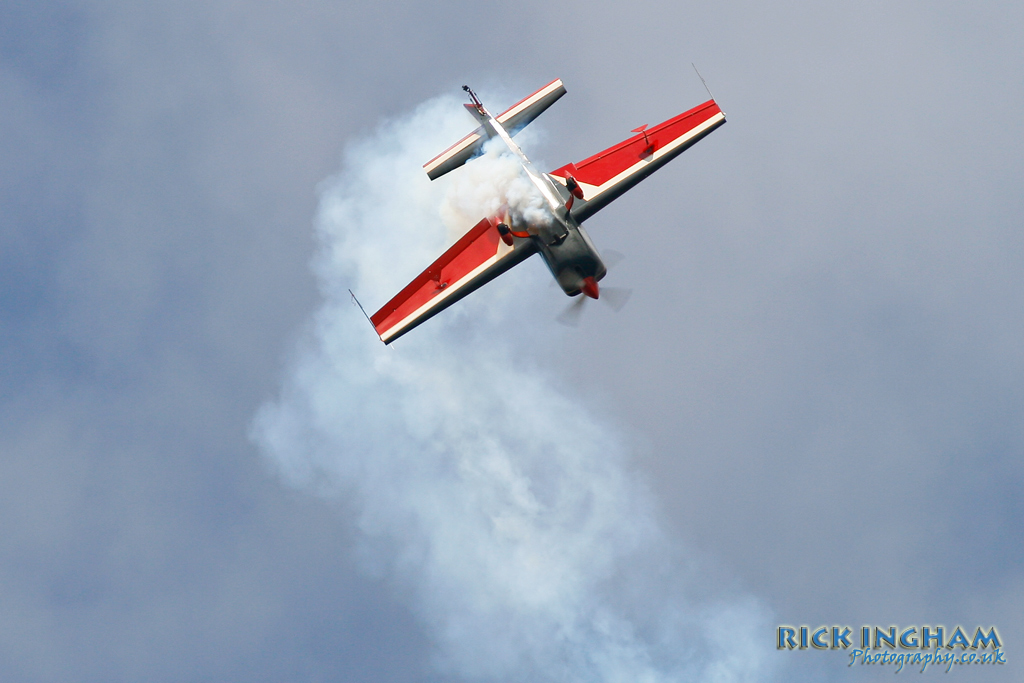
[363,78,726,343]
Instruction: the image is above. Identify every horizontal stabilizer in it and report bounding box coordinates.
[423,79,566,180]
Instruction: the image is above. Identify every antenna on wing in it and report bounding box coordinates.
[349,289,385,343]
[691,63,717,102]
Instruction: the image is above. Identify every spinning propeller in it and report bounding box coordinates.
[556,250,632,326]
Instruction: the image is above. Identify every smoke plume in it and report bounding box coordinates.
[252,93,773,683]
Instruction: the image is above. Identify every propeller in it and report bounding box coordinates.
[602,249,625,269]
[555,250,632,326]
[601,285,632,312]
[555,287,633,327]
[556,295,588,326]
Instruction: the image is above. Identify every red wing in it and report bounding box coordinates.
[550,99,725,222]
[370,218,536,343]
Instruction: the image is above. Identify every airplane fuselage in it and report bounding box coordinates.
[481,102,607,298]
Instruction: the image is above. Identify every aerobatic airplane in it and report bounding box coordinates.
[364,78,726,343]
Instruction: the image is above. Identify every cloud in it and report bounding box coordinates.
[253,95,774,682]
[5,2,1022,680]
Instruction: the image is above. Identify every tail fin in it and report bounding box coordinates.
[423,79,566,181]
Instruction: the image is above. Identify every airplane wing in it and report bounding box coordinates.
[423,79,566,180]
[370,218,537,343]
[549,99,726,222]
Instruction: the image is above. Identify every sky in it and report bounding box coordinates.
[1,1,1022,681]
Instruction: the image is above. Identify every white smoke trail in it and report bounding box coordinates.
[253,93,774,683]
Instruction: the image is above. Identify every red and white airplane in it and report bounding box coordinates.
[365,79,726,343]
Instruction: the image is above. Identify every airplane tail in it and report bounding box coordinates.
[422,79,565,181]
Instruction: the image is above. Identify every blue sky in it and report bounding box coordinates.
[2,1,1022,681]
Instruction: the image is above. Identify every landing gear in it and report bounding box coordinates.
[496,222,514,246]
[495,220,532,247]
[563,175,585,211]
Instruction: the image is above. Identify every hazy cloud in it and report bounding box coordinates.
[1,0,1021,681]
